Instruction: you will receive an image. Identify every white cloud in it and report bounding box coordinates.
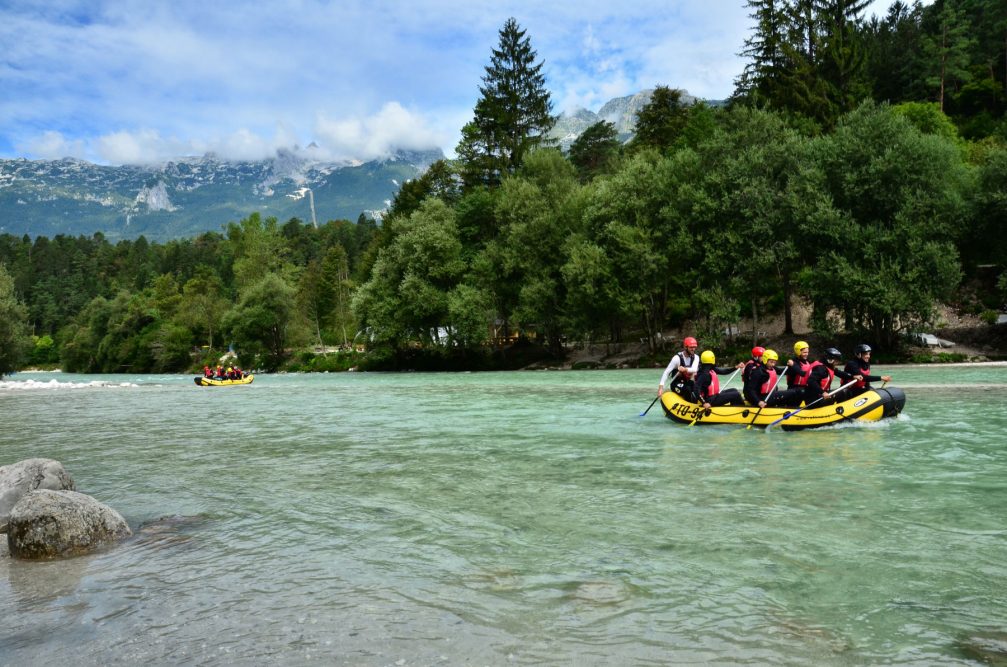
[20,131,86,161]
[313,102,446,162]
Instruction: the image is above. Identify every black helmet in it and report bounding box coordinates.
[824,347,842,360]
[854,343,872,355]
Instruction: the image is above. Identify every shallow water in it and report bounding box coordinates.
[1,365,1006,665]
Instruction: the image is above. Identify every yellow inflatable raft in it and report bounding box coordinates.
[193,374,254,387]
[660,386,905,431]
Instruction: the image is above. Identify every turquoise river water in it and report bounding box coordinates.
[1,365,1006,665]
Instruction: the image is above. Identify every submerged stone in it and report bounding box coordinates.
[7,489,132,560]
[958,632,1007,665]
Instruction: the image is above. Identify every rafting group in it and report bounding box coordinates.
[653,337,905,430]
[193,364,254,387]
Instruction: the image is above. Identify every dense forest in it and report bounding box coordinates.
[1,3,1006,377]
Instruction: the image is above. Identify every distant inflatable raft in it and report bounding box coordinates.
[193,374,254,387]
[660,386,906,431]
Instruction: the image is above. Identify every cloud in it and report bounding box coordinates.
[19,131,87,161]
[314,102,446,162]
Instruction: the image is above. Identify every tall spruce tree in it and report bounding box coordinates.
[816,0,873,122]
[456,18,555,189]
[921,0,976,112]
[735,0,791,106]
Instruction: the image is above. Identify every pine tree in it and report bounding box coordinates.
[816,0,873,121]
[456,18,555,189]
[735,0,791,106]
[922,0,977,112]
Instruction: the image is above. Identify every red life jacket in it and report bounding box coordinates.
[703,370,720,398]
[789,358,811,387]
[854,361,869,390]
[760,368,778,395]
[809,360,834,390]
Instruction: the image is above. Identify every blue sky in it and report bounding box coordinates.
[1,0,902,165]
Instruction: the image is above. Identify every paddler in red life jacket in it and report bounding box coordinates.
[843,344,892,398]
[805,347,862,405]
[658,336,700,397]
[203,365,212,378]
[775,340,812,407]
[693,350,746,408]
[741,346,766,386]
[743,349,797,408]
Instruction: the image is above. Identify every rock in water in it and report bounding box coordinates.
[7,489,132,559]
[0,458,76,533]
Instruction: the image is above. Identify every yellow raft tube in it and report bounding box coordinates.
[193,374,254,387]
[660,386,906,431]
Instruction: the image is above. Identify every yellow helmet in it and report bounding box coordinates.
[700,350,716,364]
[762,349,779,363]
[793,340,809,355]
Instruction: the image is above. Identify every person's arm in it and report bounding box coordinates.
[658,357,680,394]
[714,366,736,376]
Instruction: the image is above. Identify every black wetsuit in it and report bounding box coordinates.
[743,362,798,407]
[693,364,745,406]
[805,362,858,404]
[843,358,886,397]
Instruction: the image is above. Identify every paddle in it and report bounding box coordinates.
[764,379,859,432]
[721,367,741,388]
[745,366,787,430]
[639,395,661,417]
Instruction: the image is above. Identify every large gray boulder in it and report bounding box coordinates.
[0,458,75,533]
[7,489,132,559]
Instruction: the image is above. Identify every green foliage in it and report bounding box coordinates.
[892,101,961,142]
[0,263,32,377]
[352,199,468,348]
[222,273,302,370]
[568,121,621,181]
[629,86,692,152]
[283,350,366,373]
[30,334,59,366]
[802,102,968,344]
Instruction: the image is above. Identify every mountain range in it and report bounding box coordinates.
[548,88,704,149]
[0,148,442,241]
[0,89,718,242]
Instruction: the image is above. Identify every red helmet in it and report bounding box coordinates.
[683,336,698,347]
[752,346,766,358]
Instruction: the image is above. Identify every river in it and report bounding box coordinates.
[1,365,1005,665]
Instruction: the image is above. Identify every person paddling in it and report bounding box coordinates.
[692,350,746,408]
[658,336,699,397]
[804,347,861,405]
[741,345,766,386]
[843,344,891,398]
[743,349,782,407]
[778,340,812,407]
